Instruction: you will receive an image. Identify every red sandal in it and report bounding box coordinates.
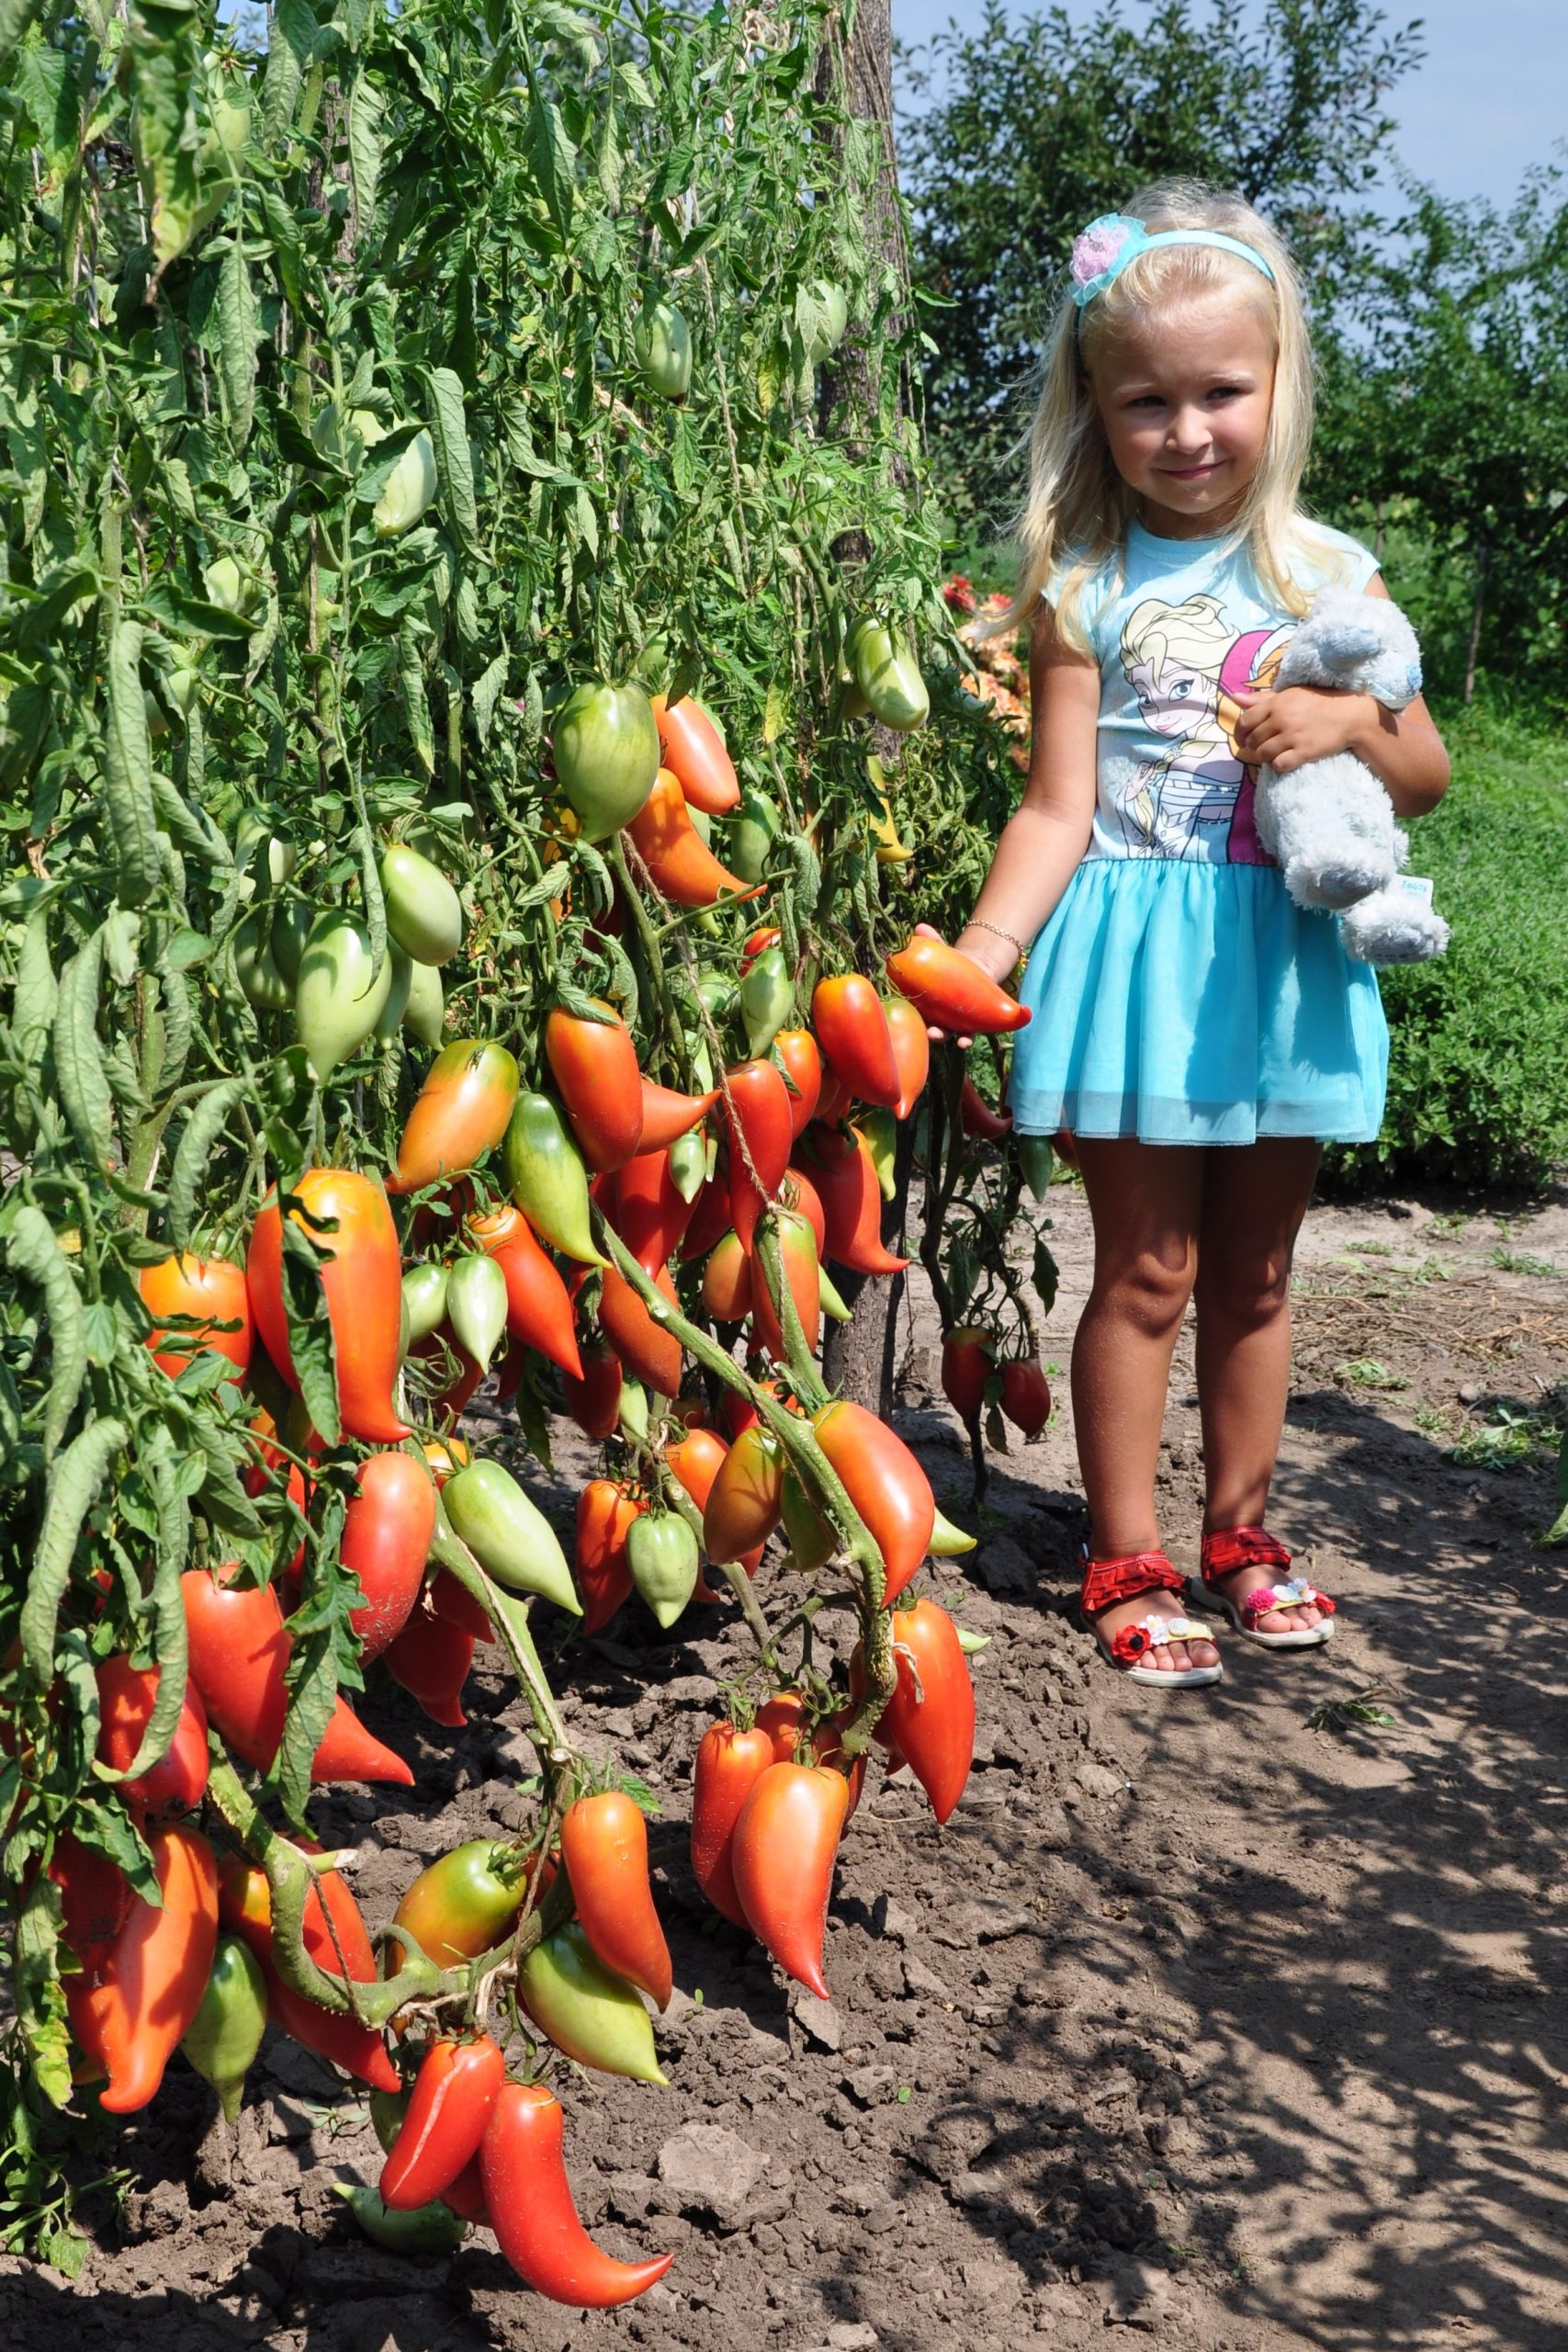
[1080,1548,1222,1689]
[1192,1526,1336,1649]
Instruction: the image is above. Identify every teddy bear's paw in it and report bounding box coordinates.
[1299,853,1399,910]
[1340,890,1450,965]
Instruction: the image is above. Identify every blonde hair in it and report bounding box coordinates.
[997,180,1327,648]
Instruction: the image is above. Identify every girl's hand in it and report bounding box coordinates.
[1232,685,1379,774]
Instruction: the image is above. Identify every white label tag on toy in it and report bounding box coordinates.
[1393,874,1435,907]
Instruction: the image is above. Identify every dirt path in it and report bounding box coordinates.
[2,1184,1565,2352]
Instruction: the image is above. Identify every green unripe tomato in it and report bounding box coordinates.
[626,1510,699,1631]
[203,554,260,616]
[294,911,394,1080]
[401,1261,450,1349]
[804,278,850,363]
[373,429,439,537]
[402,955,445,1048]
[633,299,694,402]
[233,909,291,1012]
[551,682,660,842]
[851,617,930,733]
[381,842,463,967]
[268,899,312,989]
[729,792,781,885]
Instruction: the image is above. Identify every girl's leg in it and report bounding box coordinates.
[1072,1139,1216,1674]
[1192,1136,1324,1634]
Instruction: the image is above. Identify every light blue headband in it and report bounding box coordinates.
[1069,213,1276,310]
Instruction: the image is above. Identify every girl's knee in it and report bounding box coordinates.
[1196,1250,1292,1329]
[1092,1238,1197,1340]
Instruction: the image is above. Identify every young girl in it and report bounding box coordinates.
[954,181,1450,1687]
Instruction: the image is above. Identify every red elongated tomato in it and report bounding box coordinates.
[545,1003,644,1173]
[637,1077,718,1151]
[760,1692,866,1819]
[51,1832,135,1977]
[479,2082,675,2307]
[139,1252,253,1381]
[651,693,740,815]
[730,1762,849,1997]
[309,1699,415,1786]
[612,1148,694,1275]
[700,1230,751,1321]
[384,1594,473,1727]
[342,1451,437,1661]
[182,1567,412,1784]
[811,975,901,1109]
[576,1479,642,1635]
[773,1028,822,1136]
[562,1338,622,1440]
[810,1398,935,1601]
[999,1356,1052,1437]
[885,933,1032,1034]
[703,1421,784,1559]
[67,1826,219,2113]
[560,1790,672,2009]
[722,1059,794,1256]
[795,1124,908,1276]
[246,1169,409,1443]
[960,1075,1011,1141]
[942,1325,996,1424]
[626,766,754,906]
[468,1203,581,1377]
[690,1721,775,1927]
[599,1261,682,1396]
[429,1566,494,1644]
[814,1065,853,1126]
[180,1567,287,1769]
[664,1425,757,1597]
[750,1207,820,1363]
[675,1172,732,1262]
[387,1040,520,1194]
[381,2035,506,2211]
[782,1168,827,1256]
[883,996,931,1120]
[95,1658,209,1816]
[219,1847,399,2092]
[879,1599,976,1823]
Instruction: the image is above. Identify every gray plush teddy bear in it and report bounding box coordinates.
[1252,586,1449,965]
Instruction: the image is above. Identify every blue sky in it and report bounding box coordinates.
[893,0,1567,210]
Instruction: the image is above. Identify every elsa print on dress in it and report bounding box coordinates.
[1115,594,1289,861]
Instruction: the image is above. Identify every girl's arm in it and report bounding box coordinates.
[1231,576,1450,819]
[954,605,1100,981]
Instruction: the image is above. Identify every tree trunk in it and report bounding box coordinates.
[813,0,915,1417]
[1463,539,1487,706]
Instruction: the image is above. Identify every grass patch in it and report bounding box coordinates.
[1446,1401,1562,1473]
[1330,700,1568,1191]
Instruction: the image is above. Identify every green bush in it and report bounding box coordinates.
[1337,702,1568,1190]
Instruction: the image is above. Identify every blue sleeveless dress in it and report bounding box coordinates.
[1009,519,1389,1147]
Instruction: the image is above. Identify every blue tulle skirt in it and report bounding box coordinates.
[1009,859,1388,1147]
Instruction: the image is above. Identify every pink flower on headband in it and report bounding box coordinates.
[1070,219,1134,287]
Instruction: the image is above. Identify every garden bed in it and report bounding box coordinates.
[2,1183,1564,2352]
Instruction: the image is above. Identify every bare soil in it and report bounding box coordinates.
[3,1182,1566,2352]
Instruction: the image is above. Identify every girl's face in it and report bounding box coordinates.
[1090,296,1276,539]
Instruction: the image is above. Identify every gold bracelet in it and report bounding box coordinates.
[962,917,1029,966]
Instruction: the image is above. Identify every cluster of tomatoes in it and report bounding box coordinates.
[62,689,1047,2308]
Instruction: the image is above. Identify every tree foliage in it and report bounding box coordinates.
[1313,166,1568,707]
[898,0,1423,548]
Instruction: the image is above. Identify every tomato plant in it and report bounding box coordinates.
[0,0,1034,2301]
